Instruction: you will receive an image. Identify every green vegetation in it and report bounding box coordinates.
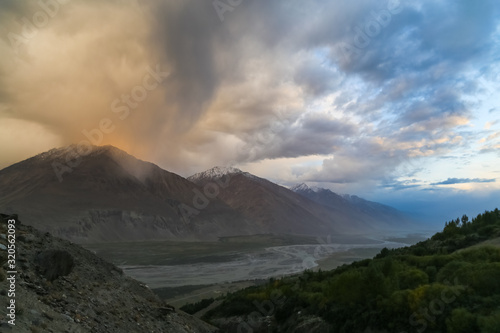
[180,298,215,315]
[86,234,321,266]
[153,284,212,300]
[200,209,500,332]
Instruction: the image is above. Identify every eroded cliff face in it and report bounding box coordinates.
[0,214,218,333]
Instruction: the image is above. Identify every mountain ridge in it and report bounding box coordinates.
[290,182,416,231]
[0,145,417,243]
[0,145,254,242]
[188,169,338,235]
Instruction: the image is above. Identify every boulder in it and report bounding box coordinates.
[35,250,74,281]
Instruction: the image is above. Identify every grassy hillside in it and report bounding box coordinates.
[197,209,500,332]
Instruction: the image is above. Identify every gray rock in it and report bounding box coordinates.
[62,314,74,322]
[18,233,36,243]
[35,250,74,281]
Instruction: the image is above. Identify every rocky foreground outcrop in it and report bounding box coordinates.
[0,214,218,332]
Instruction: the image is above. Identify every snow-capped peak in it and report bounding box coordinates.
[290,183,311,192]
[290,183,333,193]
[188,166,243,181]
[309,186,323,193]
[205,166,243,177]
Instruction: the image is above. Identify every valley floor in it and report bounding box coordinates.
[85,232,432,307]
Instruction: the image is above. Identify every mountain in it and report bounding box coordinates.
[188,166,246,182]
[188,167,336,235]
[0,145,253,242]
[290,183,415,231]
[0,145,416,244]
[0,214,217,332]
[188,167,376,235]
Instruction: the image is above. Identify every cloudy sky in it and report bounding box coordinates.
[1,0,499,223]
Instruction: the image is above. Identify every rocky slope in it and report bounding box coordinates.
[0,214,217,332]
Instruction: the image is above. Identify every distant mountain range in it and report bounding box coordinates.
[0,145,416,243]
[188,167,336,236]
[290,183,414,231]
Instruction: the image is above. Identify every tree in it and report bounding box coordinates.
[376,247,390,259]
[446,308,478,333]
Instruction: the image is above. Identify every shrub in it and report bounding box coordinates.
[180,298,215,315]
[397,269,428,290]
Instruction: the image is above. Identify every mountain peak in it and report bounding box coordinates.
[290,183,311,192]
[33,144,128,161]
[207,166,243,176]
[188,166,244,182]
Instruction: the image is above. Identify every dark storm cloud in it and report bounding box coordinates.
[276,116,355,158]
[146,0,224,131]
[301,114,356,135]
[0,0,42,49]
[0,0,34,18]
[236,113,357,162]
[0,0,499,193]
[293,62,341,96]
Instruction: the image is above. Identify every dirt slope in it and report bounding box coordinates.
[0,214,218,332]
